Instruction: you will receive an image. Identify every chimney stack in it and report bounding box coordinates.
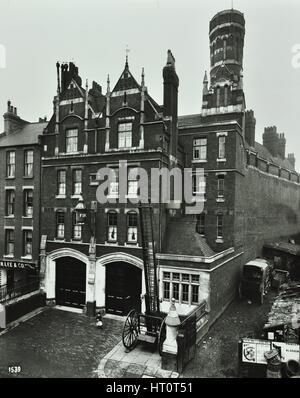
[263,126,279,157]
[163,50,179,158]
[3,100,28,134]
[278,133,286,159]
[288,153,296,169]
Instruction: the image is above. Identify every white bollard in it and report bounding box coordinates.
[163,298,181,355]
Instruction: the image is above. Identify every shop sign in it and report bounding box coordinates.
[0,260,39,270]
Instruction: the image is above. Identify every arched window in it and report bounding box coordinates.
[216,86,221,107]
[127,211,138,243]
[107,211,117,242]
[224,85,229,107]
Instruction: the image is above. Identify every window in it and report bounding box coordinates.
[107,211,117,242]
[57,170,66,196]
[5,229,14,256]
[193,138,207,160]
[173,283,179,301]
[163,282,170,300]
[192,172,206,197]
[24,150,34,177]
[217,175,225,197]
[128,167,138,196]
[127,212,138,243]
[72,212,82,240]
[56,212,65,239]
[73,169,82,195]
[118,122,132,149]
[196,213,205,235]
[216,87,221,107]
[224,86,229,107]
[24,189,33,217]
[218,136,226,159]
[66,129,78,153]
[217,213,223,238]
[192,285,199,304]
[6,190,15,216]
[182,284,189,303]
[108,168,119,196]
[162,271,201,305]
[6,151,15,178]
[23,230,33,257]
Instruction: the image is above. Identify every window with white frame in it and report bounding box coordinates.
[5,229,14,256]
[24,150,34,177]
[73,169,82,195]
[57,170,66,196]
[162,271,200,305]
[72,212,82,240]
[107,211,117,242]
[66,129,78,153]
[23,230,33,257]
[128,167,139,196]
[118,122,132,149]
[217,175,225,197]
[192,172,206,198]
[6,189,15,216]
[217,213,223,238]
[6,151,15,178]
[56,211,65,239]
[23,189,33,217]
[127,211,138,243]
[108,168,119,196]
[193,138,207,160]
[218,136,226,159]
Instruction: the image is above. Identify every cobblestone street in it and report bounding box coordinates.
[0,308,122,378]
[181,291,276,378]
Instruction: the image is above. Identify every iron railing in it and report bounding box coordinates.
[0,279,40,303]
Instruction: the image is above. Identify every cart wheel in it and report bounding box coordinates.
[122,309,139,351]
[158,317,167,356]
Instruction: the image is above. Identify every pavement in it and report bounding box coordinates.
[97,340,179,378]
[0,307,122,378]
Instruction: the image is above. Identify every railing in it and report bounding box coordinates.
[0,279,40,303]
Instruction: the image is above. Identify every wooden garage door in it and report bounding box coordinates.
[105,262,142,316]
[56,257,86,309]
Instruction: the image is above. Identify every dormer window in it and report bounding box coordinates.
[118,122,132,149]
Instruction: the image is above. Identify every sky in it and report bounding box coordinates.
[0,0,299,167]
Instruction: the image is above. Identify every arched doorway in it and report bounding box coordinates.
[55,256,86,309]
[105,262,142,316]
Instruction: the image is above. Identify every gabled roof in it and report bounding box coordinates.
[112,61,141,93]
[0,122,47,147]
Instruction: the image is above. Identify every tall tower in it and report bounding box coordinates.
[202,9,246,115]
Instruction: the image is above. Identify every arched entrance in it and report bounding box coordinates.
[105,262,142,315]
[55,256,86,309]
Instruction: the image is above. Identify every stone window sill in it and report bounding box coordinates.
[217,158,226,163]
[215,238,224,243]
[105,241,118,246]
[192,159,207,164]
[21,255,32,260]
[216,198,225,203]
[3,255,14,259]
[4,215,15,219]
[55,195,66,199]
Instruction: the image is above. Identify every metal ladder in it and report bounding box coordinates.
[138,202,160,315]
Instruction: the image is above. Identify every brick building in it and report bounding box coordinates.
[0,102,45,302]
[2,8,300,329]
